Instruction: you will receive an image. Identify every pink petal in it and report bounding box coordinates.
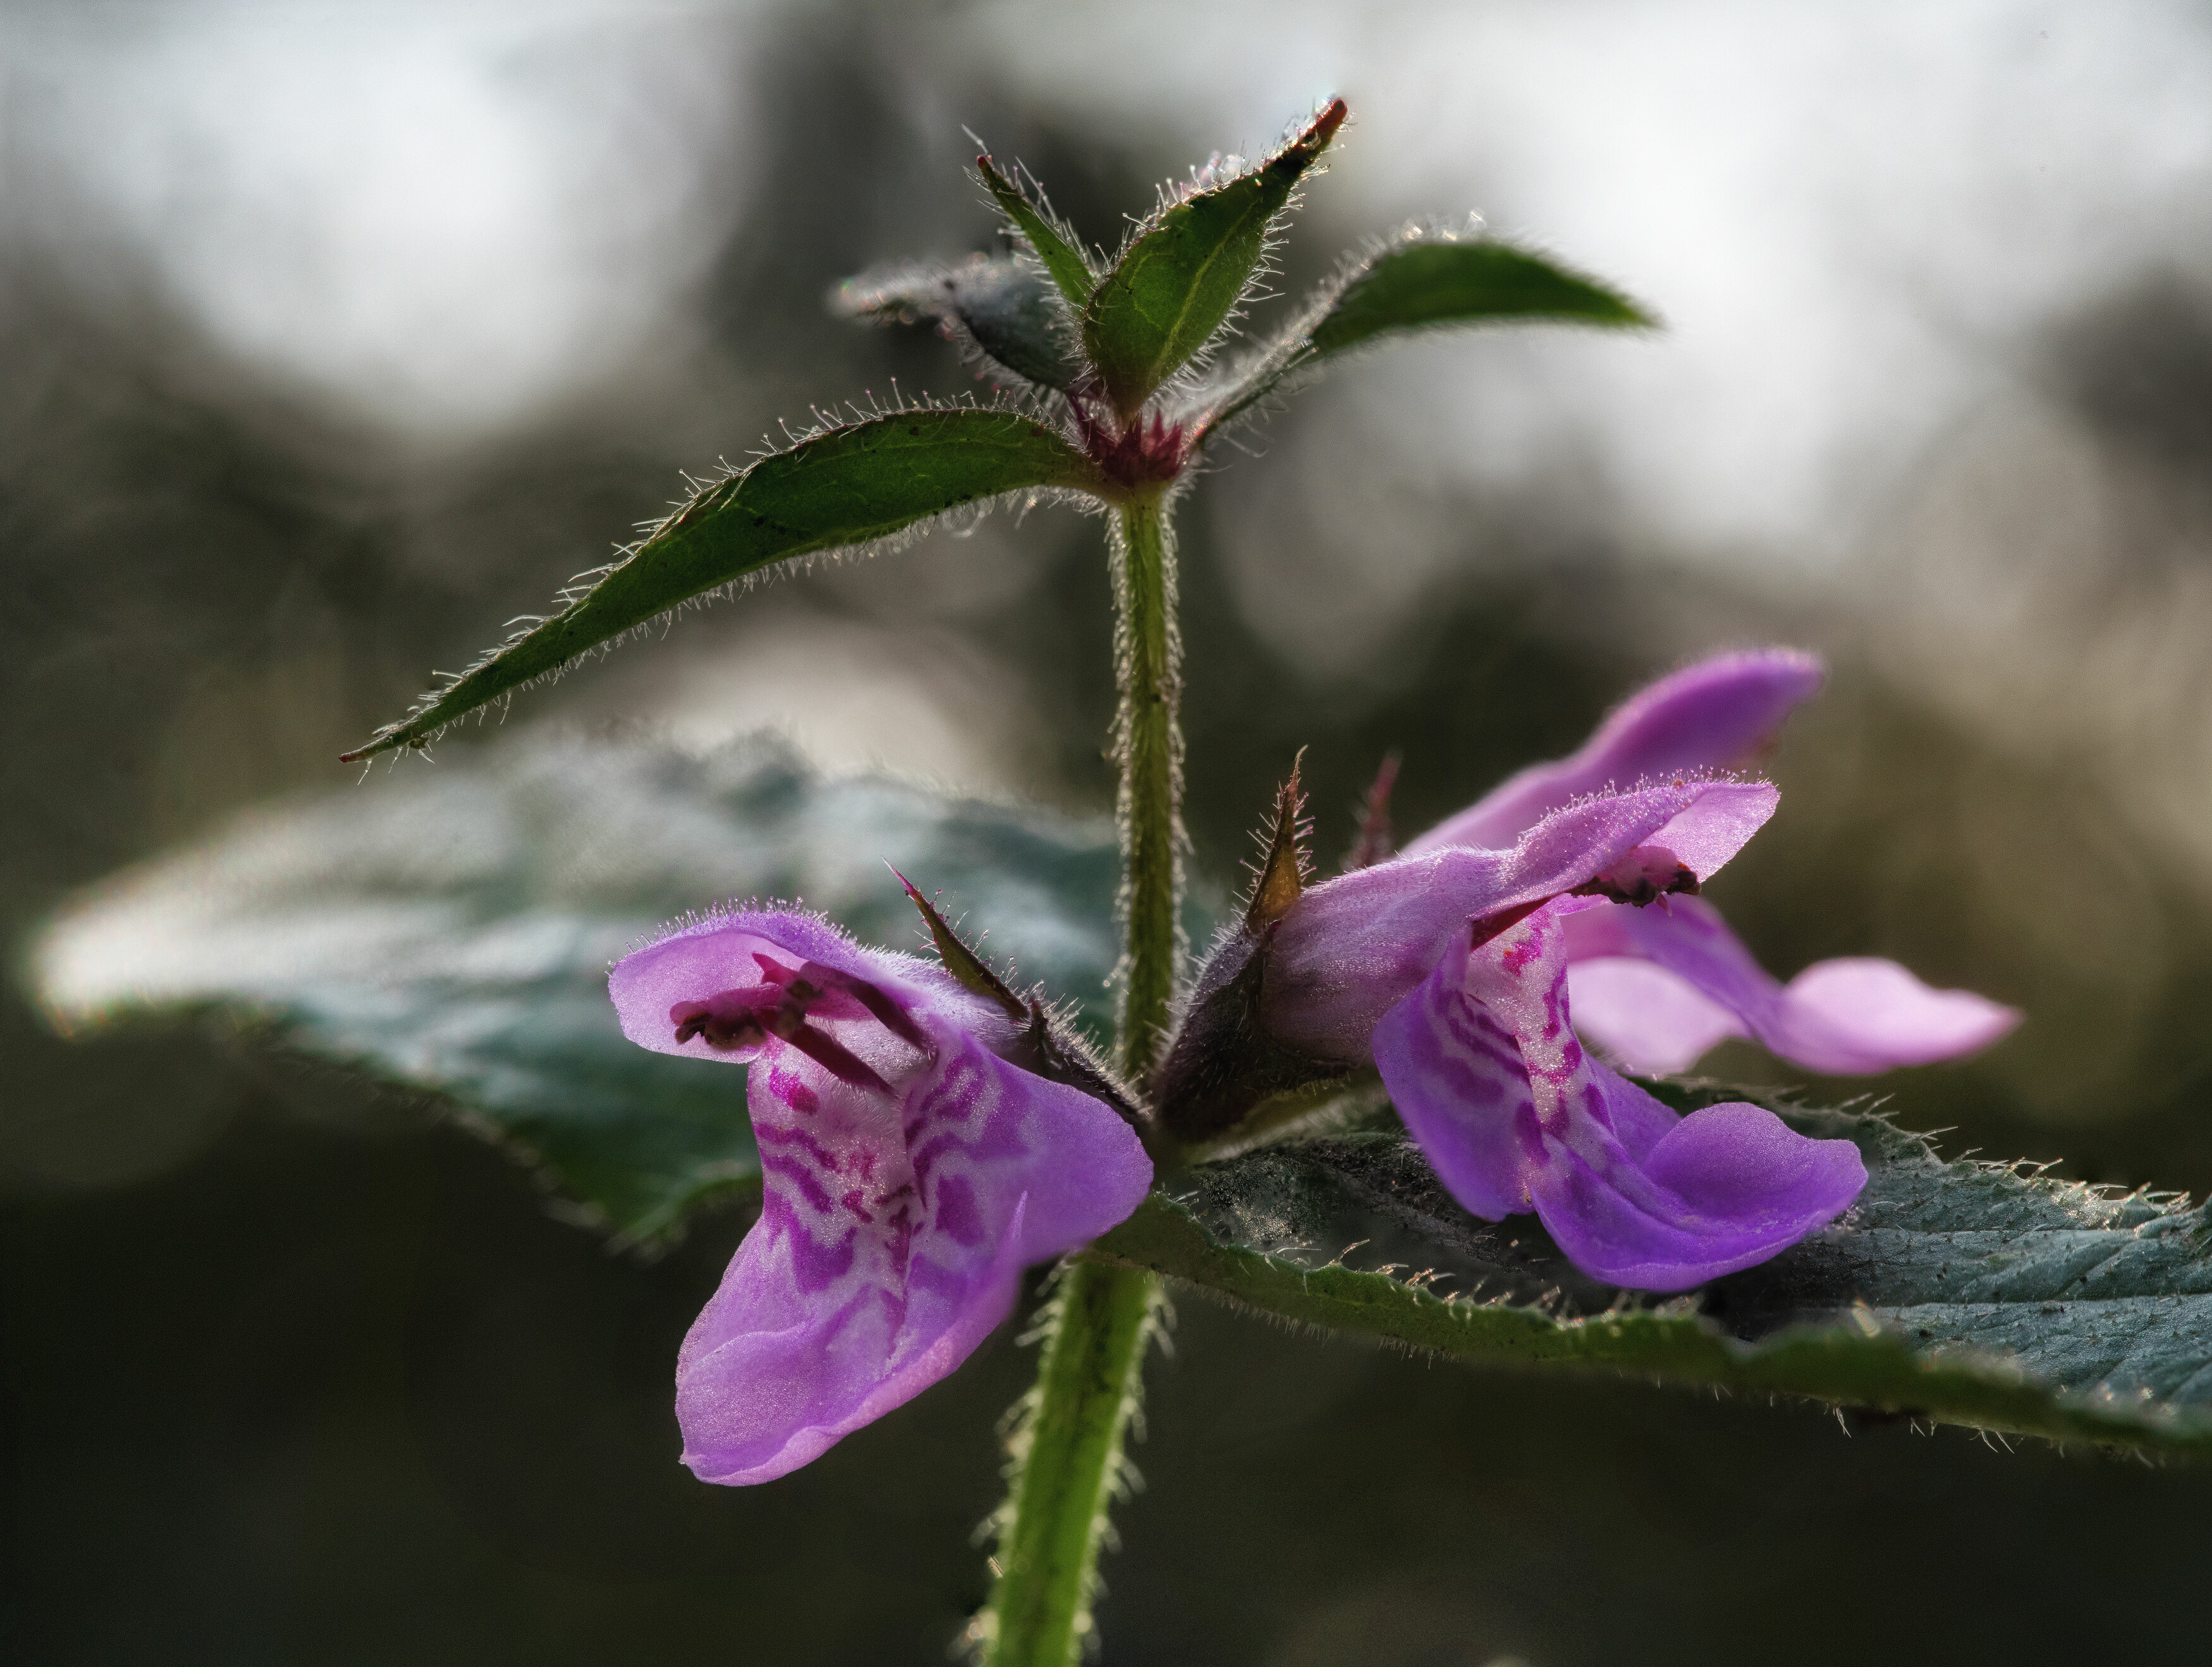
[610,909,1152,1485]
[1374,903,1865,1291]
[676,1027,1151,1484]
[1267,778,1775,1060]
[1369,934,1536,1220]
[1562,897,2020,1076]
[1565,957,1744,1074]
[1780,959,2022,1067]
[1524,1094,1868,1290]
[1407,649,1822,854]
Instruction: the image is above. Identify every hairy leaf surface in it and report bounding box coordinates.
[344,409,1106,761]
[838,257,1082,393]
[33,734,1144,1241]
[978,157,1098,314]
[1203,229,1651,439]
[1095,1107,2212,1456]
[1083,101,1346,420]
[1309,234,1650,355]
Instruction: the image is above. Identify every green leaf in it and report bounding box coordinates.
[837,257,1083,394]
[1083,100,1346,421]
[1095,1108,2212,1456]
[976,156,1098,315]
[341,409,1108,762]
[1200,227,1653,440]
[1310,231,1651,355]
[32,732,1147,1243]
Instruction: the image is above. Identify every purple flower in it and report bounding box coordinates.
[1263,775,1783,1062]
[611,909,1152,1484]
[1373,898,1867,1288]
[1406,647,1828,854]
[1411,648,2019,1080]
[1246,648,2014,1290]
[1560,896,2019,1075]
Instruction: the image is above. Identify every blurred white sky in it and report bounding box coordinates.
[9,0,2210,567]
[975,0,2212,564]
[2,2,758,433]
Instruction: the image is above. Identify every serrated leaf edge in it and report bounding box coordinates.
[1190,218,1656,448]
[341,396,1108,763]
[1087,1189,2212,1458]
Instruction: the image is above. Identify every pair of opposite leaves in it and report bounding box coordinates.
[339,100,1646,765]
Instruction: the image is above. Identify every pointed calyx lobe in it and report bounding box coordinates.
[892,871,1145,1128]
[1154,760,1339,1144]
[1343,751,1400,871]
[1248,756,1310,928]
[341,409,1107,761]
[1083,100,1347,422]
[609,907,1151,1484]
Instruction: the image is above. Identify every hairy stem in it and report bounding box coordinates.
[980,1263,1162,1666]
[975,488,1182,1664]
[1109,490,1183,1081]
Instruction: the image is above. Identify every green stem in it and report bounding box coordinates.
[1109,491,1182,1082]
[980,1263,1162,1666]
[975,488,1182,1665]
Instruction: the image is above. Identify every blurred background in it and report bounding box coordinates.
[9,1,2212,1661]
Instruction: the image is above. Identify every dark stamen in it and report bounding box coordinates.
[672,965,913,1092]
[781,1022,895,1093]
[796,961,931,1052]
[1569,846,1701,908]
[671,996,773,1051]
